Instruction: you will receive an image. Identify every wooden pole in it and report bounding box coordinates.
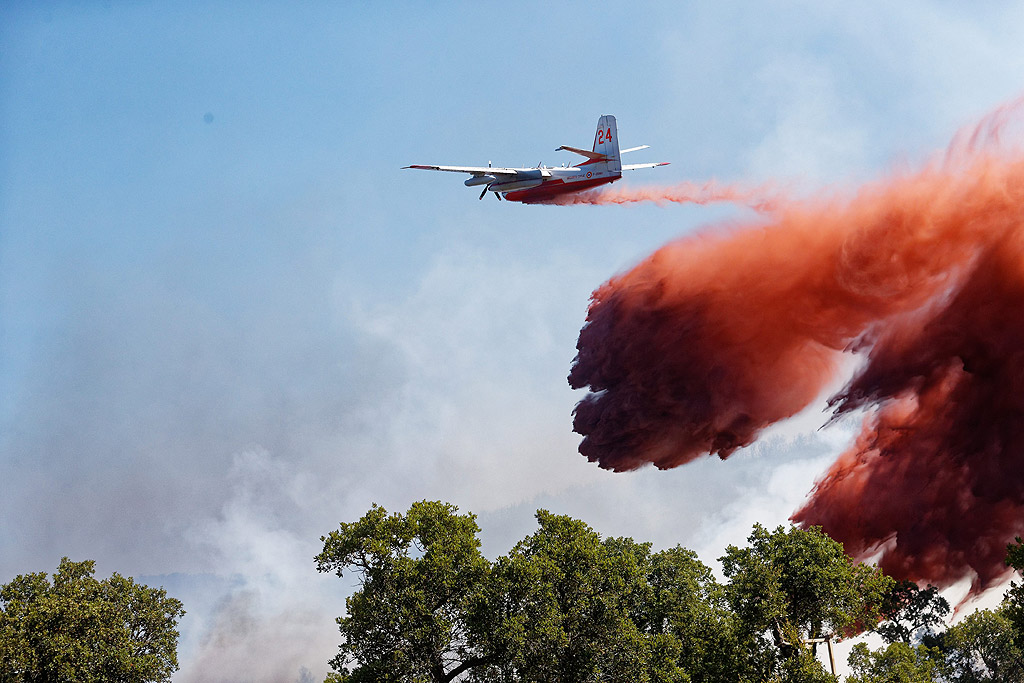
[803,634,838,676]
[826,635,836,676]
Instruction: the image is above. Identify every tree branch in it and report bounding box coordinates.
[443,654,497,683]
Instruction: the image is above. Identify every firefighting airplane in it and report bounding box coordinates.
[403,115,669,203]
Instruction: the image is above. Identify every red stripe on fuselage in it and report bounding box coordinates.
[503,176,619,203]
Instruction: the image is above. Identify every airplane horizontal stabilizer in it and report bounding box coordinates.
[555,146,608,161]
[622,162,671,171]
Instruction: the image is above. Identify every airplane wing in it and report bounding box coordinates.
[622,162,671,170]
[403,164,520,177]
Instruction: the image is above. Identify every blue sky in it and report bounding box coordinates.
[3,2,1024,680]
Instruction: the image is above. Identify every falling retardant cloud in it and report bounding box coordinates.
[539,180,777,210]
[569,96,1024,596]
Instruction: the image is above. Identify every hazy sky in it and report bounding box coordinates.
[4,2,1024,680]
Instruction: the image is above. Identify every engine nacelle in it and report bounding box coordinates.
[488,178,544,192]
[465,175,496,187]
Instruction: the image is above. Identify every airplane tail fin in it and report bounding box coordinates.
[555,115,623,177]
[592,114,621,174]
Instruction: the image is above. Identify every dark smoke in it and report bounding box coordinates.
[570,98,1024,595]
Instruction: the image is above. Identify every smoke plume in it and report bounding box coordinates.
[570,97,1024,594]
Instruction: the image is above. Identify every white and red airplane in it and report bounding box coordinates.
[403,115,668,203]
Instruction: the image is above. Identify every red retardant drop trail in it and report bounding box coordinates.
[570,97,1024,595]
[539,180,777,211]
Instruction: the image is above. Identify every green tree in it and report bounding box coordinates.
[315,501,498,683]
[497,511,688,683]
[317,505,924,683]
[720,524,892,679]
[846,641,943,683]
[643,546,768,683]
[0,557,184,683]
[923,540,1024,683]
[774,635,838,683]
[877,581,950,645]
[1002,537,1024,649]
[1008,537,1024,573]
[937,607,1024,683]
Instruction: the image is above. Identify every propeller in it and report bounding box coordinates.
[479,183,503,200]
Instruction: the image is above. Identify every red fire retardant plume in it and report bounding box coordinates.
[569,98,1024,594]
[541,180,777,210]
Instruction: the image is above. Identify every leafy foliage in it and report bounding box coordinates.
[318,504,1024,683]
[320,507,875,683]
[315,501,495,683]
[846,642,944,683]
[877,581,950,645]
[721,523,892,670]
[644,545,764,683]
[936,608,1024,683]
[773,638,839,683]
[0,558,184,683]
[846,536,1024,683]
[496,511,688,683]
[1003,537,1024,649]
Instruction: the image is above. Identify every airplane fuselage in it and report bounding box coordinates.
[404,114,666,203]
[500,171,618,203]
[454,164,620,202]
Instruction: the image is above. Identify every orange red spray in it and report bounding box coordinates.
[541,180,777,211]
[570,98,1024,595]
